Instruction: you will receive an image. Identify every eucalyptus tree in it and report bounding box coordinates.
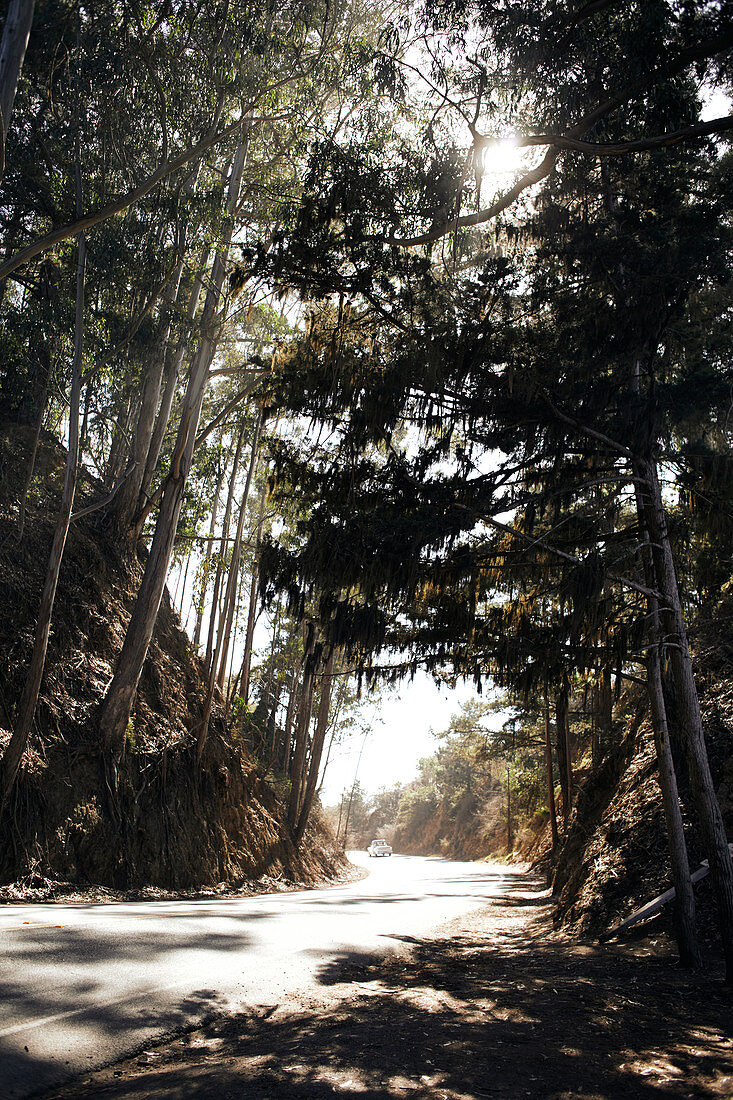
[98,0,386,762]
[0,0,236,798]
[0,0,35,178]
[0,0,385,802]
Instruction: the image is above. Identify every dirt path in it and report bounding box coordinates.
[46,873,732,1099]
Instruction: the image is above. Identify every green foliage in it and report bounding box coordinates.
[124,718,137,754]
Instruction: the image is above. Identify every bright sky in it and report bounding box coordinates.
[319,671,480,805]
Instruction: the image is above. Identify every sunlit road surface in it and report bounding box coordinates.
[0,853,509,1097]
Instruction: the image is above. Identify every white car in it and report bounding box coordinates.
[367,839,392,857]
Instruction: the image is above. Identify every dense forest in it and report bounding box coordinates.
[1,0,733,983]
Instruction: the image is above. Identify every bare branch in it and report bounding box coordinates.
[523,114,733,156]
[194,374,266,448]
[454,504,664,602]
[539,391,634,459]
[393,29,733,248]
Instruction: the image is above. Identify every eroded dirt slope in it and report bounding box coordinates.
[0,423,344,892]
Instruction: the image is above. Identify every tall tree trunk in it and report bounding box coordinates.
[1,172,85,802]
[317,669,348,796]
[633,476,700,966]
[638,455,733,983]
[193,463,225,649]
[263,595,283,755]
[198,418,260,759]
[295,649,335,840]
[282,661,299,771]
[216,412,262,691]
[137,246,211,517]
[108,257,186,538]
[336,792,345,845]
[177,547,192,617]
[0,0,34,178]
[543,687,559,851]
[598,662,613,751]
[647,620,702,967]
[239,481,267,704]
[266,683,283,763]
[105,386,136,488]
[341,729,369,849]
[288,629,317,828]
[288,668,316,826]
[555,679,572,820]
[205,424,245,669]
[99,135,249,755]
[223,565,247,713]
[16,342,50,543]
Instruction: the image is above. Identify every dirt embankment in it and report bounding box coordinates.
[542,609,733,939]
[372,610,733,944]
[0,423,345,893]
[390,789,499,861]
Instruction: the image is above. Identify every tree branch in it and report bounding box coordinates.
[194,373,266,448]
[539,390,634,458]
[393,29,733,248]
[0,114,244,282]
[522,114,733,155]
[0,64,316,281]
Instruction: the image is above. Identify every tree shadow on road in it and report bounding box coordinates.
[48,875,733,1100]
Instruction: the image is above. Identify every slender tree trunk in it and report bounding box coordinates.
[598,663,613,750]
[555,681,572,820]
[295,649,335,840]
[198,420,260,758]
[239,481,267,704]
[193,463,225,649]
[632,470,701,966]
[288,630,317,828]
[99,135,249,754]
[591,683,600,769]
[1,186,85,802]
[138,246,211,515]
[264,596,283,756]
[282,662,299,771]
[544,688,559,850]
[108,259,185,537]
[224,566,246,710]
[216,412,262,691]
[0,0,34,178]
[16,350,50,543]
[336,792,345,844]
[341,729,368,849]
[288,666,316,827]
[317,671,347,796]
[177,548,192,617]
[205,424,245,669]
[105,387,135,488]
[647,621,702,967]
[638,456,733,983]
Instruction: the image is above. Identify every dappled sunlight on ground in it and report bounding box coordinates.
[48,876,733,1100]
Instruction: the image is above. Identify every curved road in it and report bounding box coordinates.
[0,853,509,1097]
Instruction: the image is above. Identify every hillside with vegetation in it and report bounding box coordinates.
[335,607,733,939]
[1,0,733,990]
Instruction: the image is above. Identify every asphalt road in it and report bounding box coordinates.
[0,853,509,1098]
